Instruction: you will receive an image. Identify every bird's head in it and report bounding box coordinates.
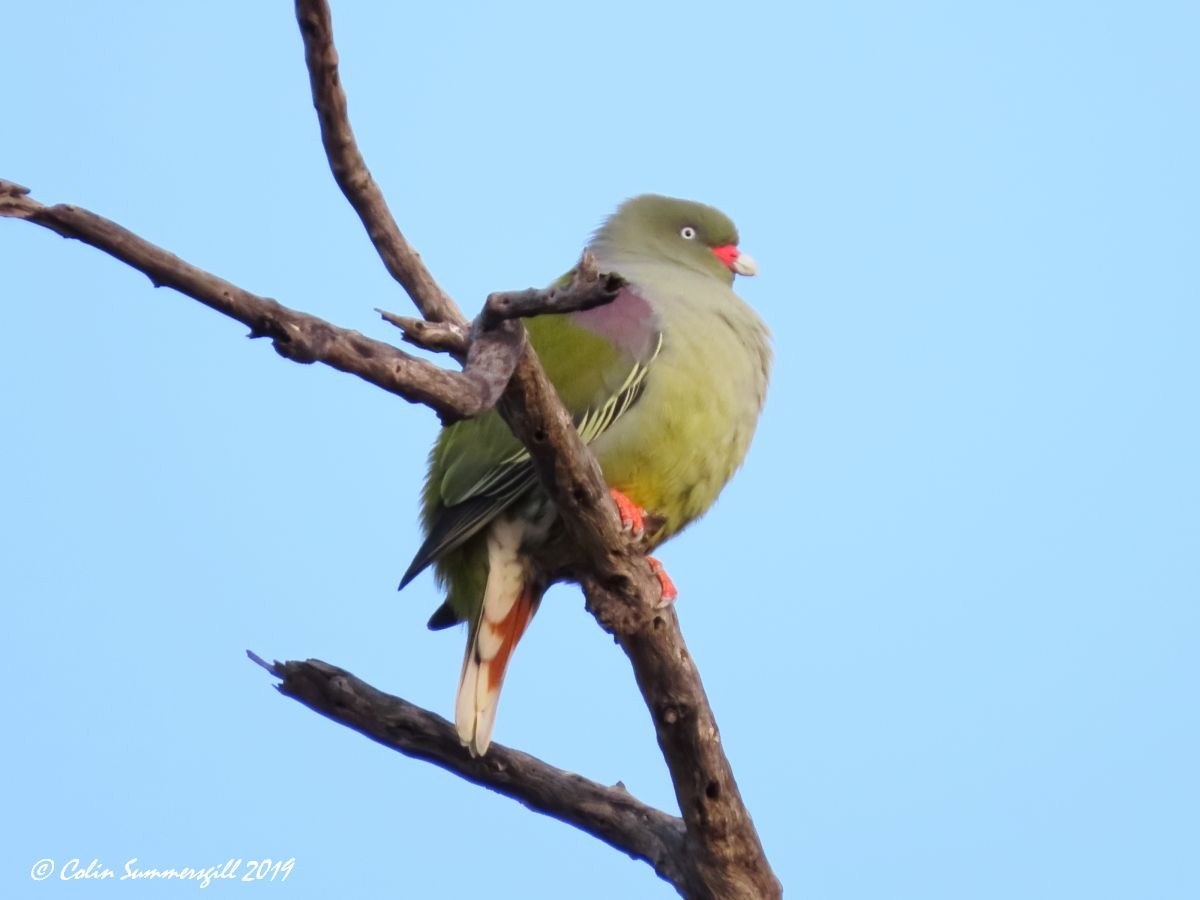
[591,194,757,285]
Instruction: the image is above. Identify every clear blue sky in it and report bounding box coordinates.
[4,2,1197,897]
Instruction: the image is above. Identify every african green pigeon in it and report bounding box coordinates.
[401,195,771,754]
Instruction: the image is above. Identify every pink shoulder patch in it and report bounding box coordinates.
[571,286,659,361]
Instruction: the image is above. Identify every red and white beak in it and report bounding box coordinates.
[712,244,758,277]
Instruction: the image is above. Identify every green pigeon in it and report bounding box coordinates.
[400,194,771,755]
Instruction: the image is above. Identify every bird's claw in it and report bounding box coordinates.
[647,556,678,607]
[607,489,673,603]
[609,488,646,540]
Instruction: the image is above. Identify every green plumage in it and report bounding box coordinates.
[416,312,642,624]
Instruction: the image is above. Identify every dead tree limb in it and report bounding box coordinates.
[252,654,688,884]
[0,181,617,427]
[0,0,783,895]
[295,0,462,327]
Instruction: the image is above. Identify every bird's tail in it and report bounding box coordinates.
[455,526,540,756]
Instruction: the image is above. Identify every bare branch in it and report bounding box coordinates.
[262,655,688,886]
[4,1,784,895]
[494,364,781,899]
[295,0,464,326]
[0,180,508,424]
[377,309,470,355]
[379,255,625,359]
[478,253,626,331]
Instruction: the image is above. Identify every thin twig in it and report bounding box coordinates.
[477,253,626,331]
[379,253,625,358]
[377,309,470,355]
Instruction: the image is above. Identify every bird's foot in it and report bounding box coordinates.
[647,556,678,607]
[609,488,646,539]
[607,489,674,604]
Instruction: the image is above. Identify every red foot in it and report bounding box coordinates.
[609,488,646,539]
[647,556,678,607]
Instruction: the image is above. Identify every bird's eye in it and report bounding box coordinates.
[680,226,697,240]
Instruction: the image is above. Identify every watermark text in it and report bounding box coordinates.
[30,857,295,888]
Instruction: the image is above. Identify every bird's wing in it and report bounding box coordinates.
[400,299,661,588]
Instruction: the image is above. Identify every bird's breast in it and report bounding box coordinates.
[588,279,771,544]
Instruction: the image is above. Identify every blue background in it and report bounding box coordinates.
[4,2,1197,897]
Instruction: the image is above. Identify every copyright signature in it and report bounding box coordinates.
[30,857,295,887]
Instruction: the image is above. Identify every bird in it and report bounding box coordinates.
[400,194,771,755]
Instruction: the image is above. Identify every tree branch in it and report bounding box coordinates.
[295,0,464,327]
[254,654,688,884]
[493,362,781,900]
[0,179,510,424]
[1,0,783,894]
[0,181,617,428]
[478,255,627,331]
[377,309,470,355]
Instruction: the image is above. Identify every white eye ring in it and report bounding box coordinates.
[680,226,697,240]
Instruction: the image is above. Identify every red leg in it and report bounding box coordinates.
[647,556,678,607]
[609,488,646,539]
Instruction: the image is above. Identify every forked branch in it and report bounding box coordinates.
[0,1,782,896]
